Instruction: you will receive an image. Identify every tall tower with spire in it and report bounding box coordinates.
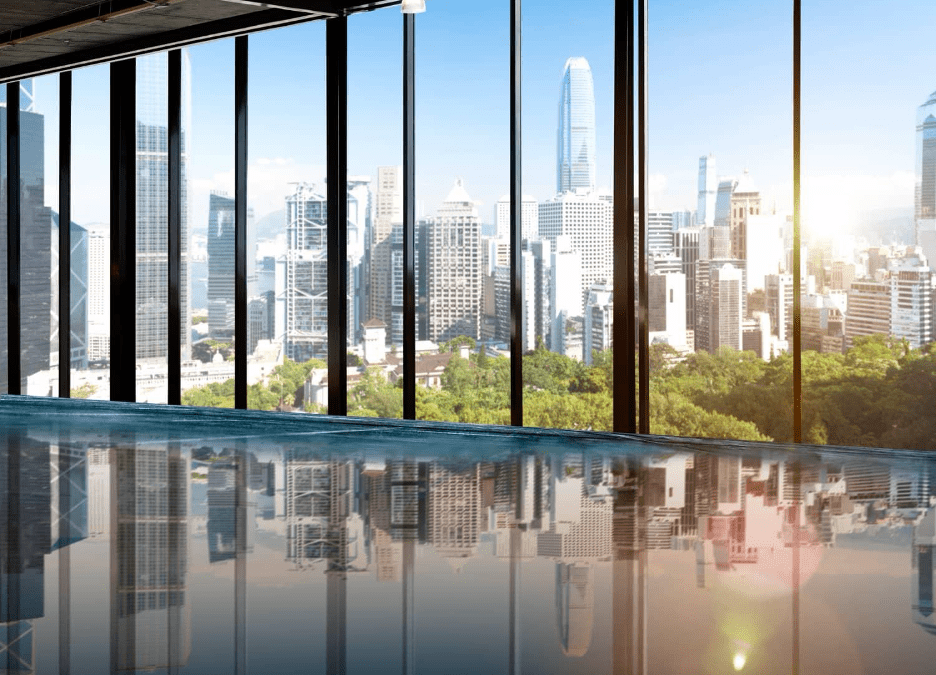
[557,57,597,195]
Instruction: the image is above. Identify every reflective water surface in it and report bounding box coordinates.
[2,397,936,674]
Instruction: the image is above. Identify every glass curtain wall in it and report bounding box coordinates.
[135,52,171,404]
[801,0,936,451]
[647,0,794,442]
[346,9,403,420]
[416,0,510,424]
[180,40,237,409]
[244,24,327,414]
[521,0,614,431]
[70,65,110,401]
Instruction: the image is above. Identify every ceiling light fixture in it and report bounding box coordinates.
[401,0,426,14]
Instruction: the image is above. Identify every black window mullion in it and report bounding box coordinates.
[613,0,636,433]
[110,61,136,403]
[59,72,72,399]
[403,13,416,420]
[6,81,21,395]
[235,37,249,410]
[637,0,649,434]
[325,16,348,415]
[327,16,349,417]
[168,50,182,406]
[509,0,522,427]
[792,0,803,444]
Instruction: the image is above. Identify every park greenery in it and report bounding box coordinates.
[180,333,935,450]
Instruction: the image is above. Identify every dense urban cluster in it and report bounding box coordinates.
[2,54,933,449]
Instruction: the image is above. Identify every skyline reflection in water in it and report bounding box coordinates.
[2,401,936,674]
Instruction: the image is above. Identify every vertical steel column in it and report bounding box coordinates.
[637,0,649,434]
[168,50,182,406]
[235,37,249,410]
[59,73,72,398]
[792,0,802,445]
[327,16,349,417]
[403,14,416,420]
[792,1,803,674]
[6,82,21,395]
[613,0,636,433]
[509,0,523,427]
[110,61,136,403]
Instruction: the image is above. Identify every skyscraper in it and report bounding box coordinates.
[370,166,402,326]
[207,191,235,339]
[538,190,612,304]
[557,57,596,194]
[51,213,89,371]
[284,183,329,361]
[427,179,482,342]
[0,85,51,394]
[136,52,191,362]
[915,91,936,266]
[697,154,717,227]
[495,193,539,241]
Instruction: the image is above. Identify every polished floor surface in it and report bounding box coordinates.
[2,396,935,674]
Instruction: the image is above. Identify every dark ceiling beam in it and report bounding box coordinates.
[0,0,186,51]
[217,0,341,17]
[0,0,402,84]
[0,8,307,84]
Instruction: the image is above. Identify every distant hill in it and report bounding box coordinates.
[254,209,286,241]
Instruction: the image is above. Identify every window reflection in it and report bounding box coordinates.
[6,405,936,673]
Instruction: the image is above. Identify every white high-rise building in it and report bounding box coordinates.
[746,214,787,292]
[584,281,613,364]
[649,272,688,351]
[648,212,674,254]
[283,183,329,361]
[495,194,539,242]
[889,257,934,348]
[766,273,794,340]
[85,222,110,362]
[710,263,743,352]
[427,179,482,342]
[551,236,583,353]
[557,57,597,194]
[539,191,612,302]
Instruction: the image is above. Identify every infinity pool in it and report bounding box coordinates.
[2,396,935,674]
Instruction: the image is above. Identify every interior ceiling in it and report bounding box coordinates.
[0,0,398,83]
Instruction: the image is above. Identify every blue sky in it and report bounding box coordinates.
[30,0,936,238]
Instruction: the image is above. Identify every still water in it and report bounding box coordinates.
[2,397,936,674]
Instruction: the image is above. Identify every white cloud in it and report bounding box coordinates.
[189,158,327,231]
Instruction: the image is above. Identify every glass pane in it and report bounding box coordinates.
[181,39,236,409]
[648,1,793,442]
[136,52,170,404]
[521,0,615,431]
[347,8,403,419]
[72,65,110,400]
[17,79,56,397]
[417,0,510,424]
[802,0,935,450]
[245,23,327,413]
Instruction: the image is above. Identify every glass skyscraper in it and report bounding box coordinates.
[557,57,596,195]
[136,52,192,362]
[915,90,936,266]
